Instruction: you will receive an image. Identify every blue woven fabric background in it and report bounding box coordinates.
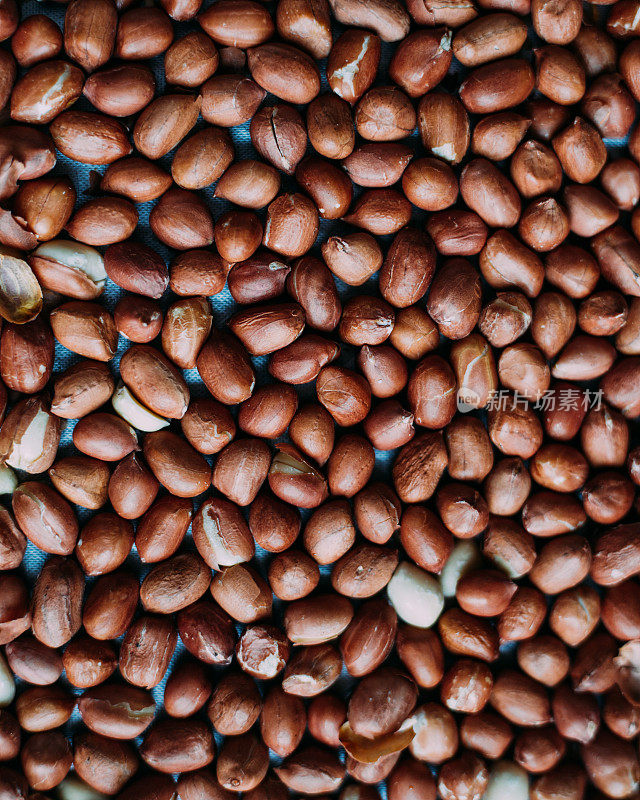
[12,0,633,787]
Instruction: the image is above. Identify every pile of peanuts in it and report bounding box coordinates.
[0,0,640,797]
